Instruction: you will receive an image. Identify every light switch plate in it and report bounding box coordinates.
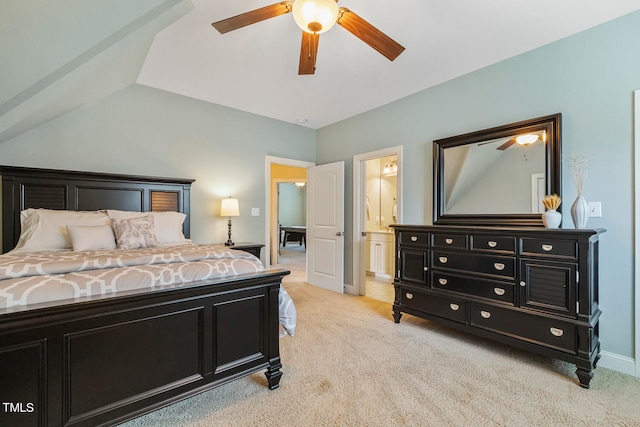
[588,202,602,217]
[251,208,259,216]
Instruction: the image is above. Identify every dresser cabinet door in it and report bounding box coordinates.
[519,259,577,317]
[399,248,428,286]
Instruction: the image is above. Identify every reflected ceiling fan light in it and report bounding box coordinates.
[516,134,539,145]
[292,0,339,34]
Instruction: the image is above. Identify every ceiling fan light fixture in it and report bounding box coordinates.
[292,0,339,34]
[516,134,539,146]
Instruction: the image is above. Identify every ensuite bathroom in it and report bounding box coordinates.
[365,155,398,300]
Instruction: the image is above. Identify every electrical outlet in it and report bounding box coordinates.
[588,202,602,218]
[251,208,259,216]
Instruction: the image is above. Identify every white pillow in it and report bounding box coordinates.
[279,287,297,337]
[106,210,189,245]
[67,225,117,251]
[14,209,111,252]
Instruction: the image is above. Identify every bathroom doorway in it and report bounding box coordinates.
[352,146,402,300]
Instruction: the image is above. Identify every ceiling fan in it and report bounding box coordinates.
[478,133,542,150]
[211,0,405,75]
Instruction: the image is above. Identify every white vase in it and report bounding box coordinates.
[571,194,589,229]
[542,209,562,228]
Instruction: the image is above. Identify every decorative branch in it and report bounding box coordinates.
[567,153,588,195]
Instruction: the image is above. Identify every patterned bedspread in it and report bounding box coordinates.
[0,244,265,309]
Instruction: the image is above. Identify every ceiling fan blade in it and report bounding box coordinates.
[336,8,405,61]
[497,138,517,150]
[299,31,319,75]
[212,2,292,34]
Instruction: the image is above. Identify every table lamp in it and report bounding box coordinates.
[220,197,240,246]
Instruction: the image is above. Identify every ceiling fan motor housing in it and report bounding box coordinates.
[292,0,339,34]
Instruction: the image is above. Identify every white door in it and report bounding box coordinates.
[307,161,345,293]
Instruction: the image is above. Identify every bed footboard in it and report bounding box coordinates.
[0,270,289,427]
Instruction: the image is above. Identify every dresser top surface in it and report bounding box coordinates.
[390,224,605,237]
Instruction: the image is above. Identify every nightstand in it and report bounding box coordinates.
[225,242,264,258]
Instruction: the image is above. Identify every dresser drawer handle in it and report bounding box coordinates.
[445,238,453,244]
[449,303,460,311]
[423,267,428,271]
[411,236,418,242]
[494,287,505,296]
[550,327,564,337]
[488,241,497,248]
[520,281,526,287]
[480,310,491,319]
[405,293,414,300]
[493,263,505,271]
[542,244,553,252]
[438,278,448,285]
[439,257,448,264]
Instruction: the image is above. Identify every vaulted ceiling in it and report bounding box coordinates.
[2,0,640,142]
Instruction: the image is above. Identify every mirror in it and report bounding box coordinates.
[433,113,561,226]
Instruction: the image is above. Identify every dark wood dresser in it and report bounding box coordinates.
[390,224,604,388]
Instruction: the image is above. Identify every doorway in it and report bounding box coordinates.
[276,182,307,269]
[265,156,314,270]
[352,146,403,299]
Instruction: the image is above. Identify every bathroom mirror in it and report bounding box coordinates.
[433,113,561,226]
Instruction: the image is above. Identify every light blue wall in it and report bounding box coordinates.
[0,84,316,250]
[279,183,306,226]
[317,11,640,358]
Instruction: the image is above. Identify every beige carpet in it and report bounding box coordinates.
[120,253,640,426]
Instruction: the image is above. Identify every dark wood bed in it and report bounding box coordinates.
[0,166,289,427]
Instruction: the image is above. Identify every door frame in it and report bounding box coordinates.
[264,156,315,269]
[351,146,403,295]
[634,89,640,378]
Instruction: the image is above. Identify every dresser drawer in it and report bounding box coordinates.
[398,231,429,247]
[431,272,515,305]
[400,290,466,324]
[520,238,577,259]
[470,304,577,354]
[432,233,467,249]
[432,251,515,279]
[471,235,516,253]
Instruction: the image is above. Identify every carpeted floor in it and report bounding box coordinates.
[119,252,640,426]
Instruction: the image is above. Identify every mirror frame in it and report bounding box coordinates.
[433,113,562,226]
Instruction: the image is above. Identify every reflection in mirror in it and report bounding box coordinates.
[444,130,546,214]
[434,114,561,226]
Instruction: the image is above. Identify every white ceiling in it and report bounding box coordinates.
[137,0,640,129]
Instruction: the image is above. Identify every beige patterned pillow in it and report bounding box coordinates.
[111,216,158,250]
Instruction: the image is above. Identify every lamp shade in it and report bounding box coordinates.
[220,198,240,217]
[292,0,339,34]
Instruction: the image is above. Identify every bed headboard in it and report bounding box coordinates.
[0,166,194,253]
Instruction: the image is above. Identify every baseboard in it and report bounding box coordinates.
[344,283,356,295]
[598,351,637,376]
